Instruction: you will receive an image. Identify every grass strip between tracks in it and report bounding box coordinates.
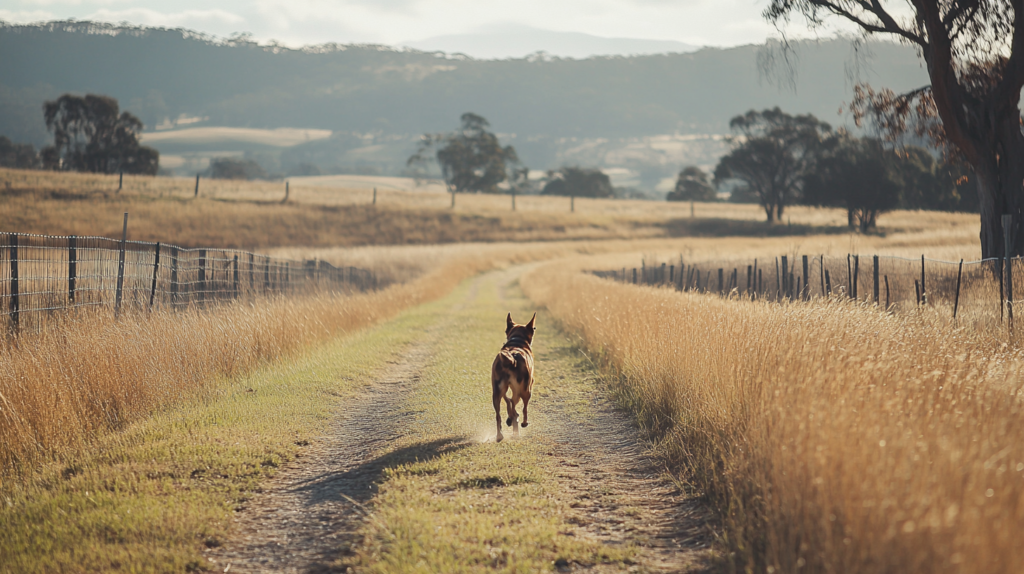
[344,270,634,573]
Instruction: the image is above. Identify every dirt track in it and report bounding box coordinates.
[208,268,711,573]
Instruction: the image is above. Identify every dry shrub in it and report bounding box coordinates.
[524,261,1024,573]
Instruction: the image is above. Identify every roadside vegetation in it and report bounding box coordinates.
[523,258,1024,572]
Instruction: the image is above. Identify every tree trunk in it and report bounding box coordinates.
[974,114,1024,259]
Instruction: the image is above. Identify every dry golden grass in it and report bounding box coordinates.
[523,258,1024,573]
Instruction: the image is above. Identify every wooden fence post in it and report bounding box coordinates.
[885,275,890,310]
[758,268,763,296]
[921,254,927,305]
[781,256,789,297]
[669,265,675,285]
[853,255,860,300]
[953,259,964,320]
[873,255,880,305]
[632,268,637,284]
[194,174,200,197]
[718,268,724,294]
[68,235,77,306]
[149,242,161,310]
[9,234,18,335]
[775,257,781,298]
[819,255,825,297]
[746,265,753,294]
[1004,214,1014,330]
[847,254,853,298]
[825,270,832,296]
[118,171,123,192]
[264,256,271,293]
[170,247,179,308]
[661,262,667,284]
[198,249,207,307]
[114,213,128,319]
[802,255,809,300]
[233,255,239,299]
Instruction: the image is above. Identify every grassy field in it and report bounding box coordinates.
[523,255,1024,573]
[0,167,981,254]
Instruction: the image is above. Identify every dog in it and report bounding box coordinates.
[492,312,536,443]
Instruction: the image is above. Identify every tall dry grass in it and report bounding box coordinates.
[0,250,506,478]
[524,261,1024,573]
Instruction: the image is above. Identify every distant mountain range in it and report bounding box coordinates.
[0,21,928,185]
[402,25,699,60]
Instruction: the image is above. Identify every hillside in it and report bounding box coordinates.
[0,21,929,183]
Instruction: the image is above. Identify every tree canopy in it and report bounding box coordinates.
[667,166,716,202]
[803,134,901,232]
[0,136,39,169]
[407,113,520,194]
[765,0,1024,258]
[541,167,614,198]
[42,94,158,175]
[713,107,831,222]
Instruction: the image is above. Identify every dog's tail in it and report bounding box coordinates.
[499,348,518,369]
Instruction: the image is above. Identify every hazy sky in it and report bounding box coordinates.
[0,0,854,50]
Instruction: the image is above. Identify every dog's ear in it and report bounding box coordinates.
[527,313,536,330]
[506,312,514,332]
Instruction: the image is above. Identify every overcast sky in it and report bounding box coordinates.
[0,0,856,51]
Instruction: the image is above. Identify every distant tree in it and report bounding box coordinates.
[765,1,1024,258]
[0,136,40,169]
[41,94,158,175]
[541,167,614,198]
[407,113,520,194]
[713,108,831,223]
[803,135,901,232]
[667,166,716,202]
[209,158,267,180]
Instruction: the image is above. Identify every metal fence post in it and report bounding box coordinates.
[114,212,128,319]
[9,234,18,335]
[873,255,880,305]
[149,242,161,310]
[68,235,77,306]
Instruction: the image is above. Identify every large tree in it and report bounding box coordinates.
[714,108,832,222]
[541,167,615,198]
[42,94,158,175]
[407,113,520,194]
[803,134,902,231]
[765,1,1024,258]
[667,166,717,202]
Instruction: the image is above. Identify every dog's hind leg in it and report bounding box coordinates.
[493,386,504,443]
[509,391,521,437]
[521,387,531,428]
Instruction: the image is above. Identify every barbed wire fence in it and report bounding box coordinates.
[0,222,378,335]
[598,252,1021,325]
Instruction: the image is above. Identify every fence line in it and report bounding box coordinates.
[0,231,378,335]
[597,253,1021,323]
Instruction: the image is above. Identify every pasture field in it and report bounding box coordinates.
[2,164,1013,573]
[0,167,981,256]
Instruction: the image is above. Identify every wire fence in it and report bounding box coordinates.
[0,232,378,335]
[597,253,1024,322]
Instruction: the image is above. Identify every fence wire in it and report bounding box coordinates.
[0,232,377,334]
[599,254,1020,321]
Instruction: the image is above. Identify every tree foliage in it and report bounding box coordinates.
[667,166,716,202]
[803,134,901,231]
[541,167,614,198]
[0,136,39,169]
[407,113,520,194]
[765,0,1024,258]
[713,107,831,222]
[41,94,158,175]
[208,157,267,180]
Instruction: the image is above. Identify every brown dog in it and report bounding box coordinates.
[492,313,536,443]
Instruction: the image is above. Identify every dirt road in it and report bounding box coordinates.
[208,267,711,573]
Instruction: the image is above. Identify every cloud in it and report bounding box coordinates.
[0,9,58,23]
[84,8,245,28]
